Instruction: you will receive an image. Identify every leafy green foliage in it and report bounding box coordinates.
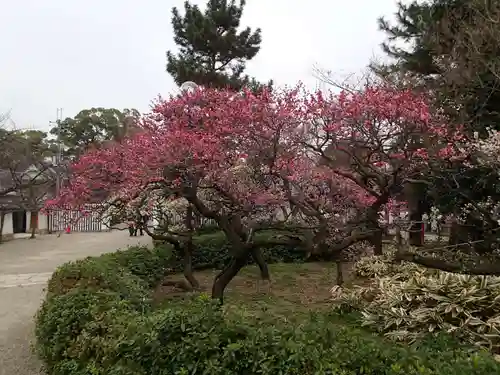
[36,242,500,374]
[166,0,271,91]
[36,293,500,375]
[50,107,140,157]
[47,245,173,300]
[353,247,423,279]
[35,246,170,375]
[105,245,173,287]
[335,252,500,352]
[156,231,307,271]
[34,289,141,374]
[46,256,149,303]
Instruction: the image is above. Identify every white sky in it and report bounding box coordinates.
[0,0,400,131]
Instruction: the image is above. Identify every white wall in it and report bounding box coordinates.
[38,211,49,231]
[2,213,14,235]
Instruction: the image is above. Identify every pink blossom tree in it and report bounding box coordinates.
[298,86,464,254]
[48,88,338,299]
[47,84,465,299]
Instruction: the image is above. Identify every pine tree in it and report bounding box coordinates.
[166,0,271,91]
[374,0,500,133]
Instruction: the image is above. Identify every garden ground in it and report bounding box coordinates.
[155,262,339,321]
[0,231,151,375]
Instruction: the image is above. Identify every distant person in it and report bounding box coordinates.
[134,222,144,236]
[133,215,145,236]
[127,219,135,237]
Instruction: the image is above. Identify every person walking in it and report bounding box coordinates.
[134,221,144,236]
[127,219,135,237]
[132,214,144,236]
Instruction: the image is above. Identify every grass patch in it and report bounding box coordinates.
[154,262,337,321]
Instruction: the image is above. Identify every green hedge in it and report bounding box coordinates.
[35,245,172,375]
[156,231,307,271]
[35,246,500,375]
[47,245,172,296]
[36,295,500,375]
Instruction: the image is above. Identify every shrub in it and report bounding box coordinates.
[36,246,163,375]
[47,256,148,303]
[37,270,500,375]
[106,245,173,287]
[34,288,143,375]
[336,255,500,352]
[52,297,500,374]
[36,244,500,374]
[160,231,307,271]
[353,247,422,279]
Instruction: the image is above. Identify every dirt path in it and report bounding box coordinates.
[0,231,151,375]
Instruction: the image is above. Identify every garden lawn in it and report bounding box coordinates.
[154,262,338,321]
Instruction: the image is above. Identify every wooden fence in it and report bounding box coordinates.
[48,204,107,233]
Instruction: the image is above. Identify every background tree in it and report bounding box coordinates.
[166,0,271,91]
[0,122,60,240]
[374,0,500,248]
[49,107,140,158]
[375,0,500,133]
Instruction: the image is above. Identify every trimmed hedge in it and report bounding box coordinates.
[35,245,500,375]
[35,245,172,375]
[156,231,307,271]
[35,289,140,374]
[36,295,500,374]
[48,245,172,295]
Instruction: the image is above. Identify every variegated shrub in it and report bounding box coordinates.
[333,259,500,352]
[353,246,422,279]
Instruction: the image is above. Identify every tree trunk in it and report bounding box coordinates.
[365,199,386,256]
[408,211,423,246]
[336,260,344,286]
[30,224,36,239]
[251,247,270,280]
[448,220,469,248]
[405,182,426,247]
[370,225,383,255]
[0,212,4,243]
[183,205,199,289]
[182,240,199,289]
[211,250,249,303]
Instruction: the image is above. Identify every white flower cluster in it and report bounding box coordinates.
[474,128,500,167]
[458,197,500,225]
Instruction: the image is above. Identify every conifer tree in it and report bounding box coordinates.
[166,0,271,91]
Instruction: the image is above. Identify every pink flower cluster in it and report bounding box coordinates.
[47,85,464,228]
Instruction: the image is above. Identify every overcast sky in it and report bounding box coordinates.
[1,0,400,131]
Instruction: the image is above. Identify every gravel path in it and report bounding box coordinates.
[0,231,151,375]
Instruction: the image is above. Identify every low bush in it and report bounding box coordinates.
[47,245,172,298]
[36,245,171,374]
[105,245,173,287]
[36,245,500,374]
[335,252,500,353]
[46,256,149,303]
[140,299,500,374]
[160,231,307,271]
[36,295,500,375]
[35,288,142,374]
[353,247,422,279]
